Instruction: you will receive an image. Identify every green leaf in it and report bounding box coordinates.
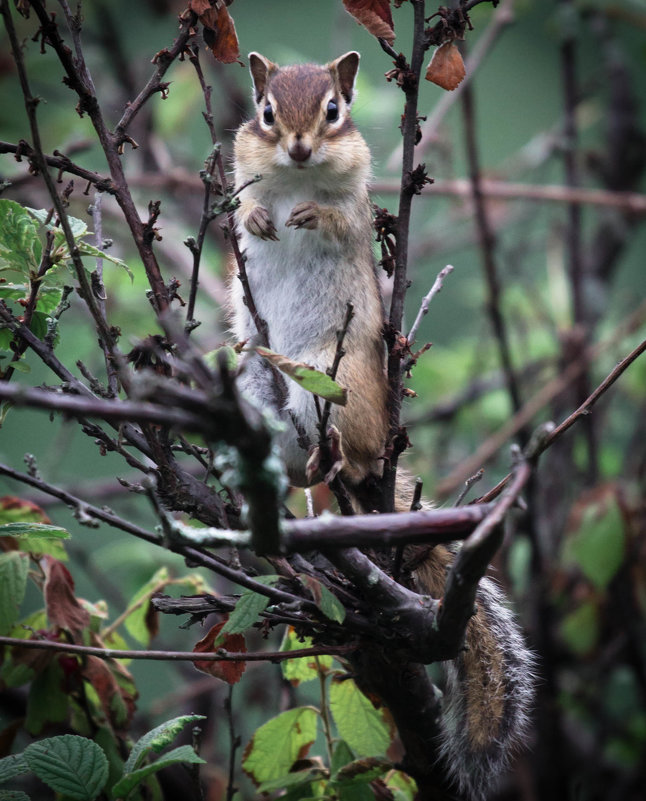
[564,495,625,591]
[123,566,169,646]
[0,200,42,277]
[113,745,205,798]
[329,678,391,757]
[333,757,391,785]
[76,240,133,281]
[218,591,269,639]
[203,345,238,373]
[0,753,29,785]
[242,706,318,784]
[0,791,32,801]
[0,552,29,635]
[298,575,345,623]
[0,522,69,560]
[257,768,326,794]
[0,522,70,539]
[24,735,108,801]
[255,347,347,405]
[26,660,69,735]
[280,629,333,684]
[0,284,62,316]
[384,770,418,801]
[560,600,599,656]
[330,741,355,777]
[124,714,206,773]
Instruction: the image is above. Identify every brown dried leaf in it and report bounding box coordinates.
[196,1,240,64]
[42,556,90,637]
[193,621,246,684]
[425,42,466,91]
[343,0,395,44]
[189,0,212,13]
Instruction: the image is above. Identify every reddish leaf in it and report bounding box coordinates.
[0,496,51,523]
[425,42,466,91]
[192,1,240,63]
[193,620,246,684]
[343,0,395,44]
[42,556,90,637]
[82,652,136,730]
[189,0,212,13]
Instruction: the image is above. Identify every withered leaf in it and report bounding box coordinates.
[193,1,240,64]
[42,556,90,637]
[425,42,466,91]
[343,0,395,44]
[193,620,246,684]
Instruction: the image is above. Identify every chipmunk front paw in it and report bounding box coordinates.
[245,206,279,240]
[285,201,320,230]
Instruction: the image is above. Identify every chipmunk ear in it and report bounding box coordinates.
[329,51,360,105]
[248,52,277,104]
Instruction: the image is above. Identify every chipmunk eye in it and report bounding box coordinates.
[326,99,339,122]
[263,103,274,125]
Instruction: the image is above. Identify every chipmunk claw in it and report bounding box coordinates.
[246,206,279,240]
[285,201,320,230]
[305,425,344,485]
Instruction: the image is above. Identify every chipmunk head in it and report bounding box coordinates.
[246,51,361,169]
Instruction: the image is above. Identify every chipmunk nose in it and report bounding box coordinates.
[288,135,312,163]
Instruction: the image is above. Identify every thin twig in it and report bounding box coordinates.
[461,75,526,441]
[0,636,355,663]
[383,0,429,511]
[406,264,454,345]
[471,332,646,504]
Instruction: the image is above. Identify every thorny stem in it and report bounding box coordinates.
[1,0,121,372]
[27,0,173,312]
[383,0,428,511]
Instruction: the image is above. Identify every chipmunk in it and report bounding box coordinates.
[230,52,534,800]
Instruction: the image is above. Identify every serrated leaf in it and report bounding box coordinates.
[0,284,62,316]
[0,552,29,635]
[24,735,108,801]
[219,590,269,638]
[0,523,70,539]
[124,714,206,773]
[299,575,345,623]
[242,707,318,784]
[0,200,42,277]
[280,628,333,685]
[0,753,29,784]
[76,241,133,281]
[27,207,88,241]
[329,678,391,757]
[255,347,347,405]
[0,520,69,559]
[113,744,205,797]
[0,791,31,800]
